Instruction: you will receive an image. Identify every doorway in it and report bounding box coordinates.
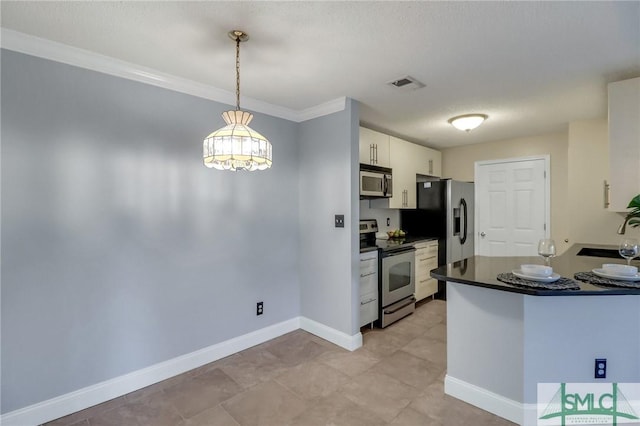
[475,156,550,256]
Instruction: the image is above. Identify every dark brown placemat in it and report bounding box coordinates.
[497,273,580,290]
[574,271,640,289]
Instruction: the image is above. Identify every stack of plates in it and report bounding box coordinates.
[512,264,560,283]
[592,264,640,281]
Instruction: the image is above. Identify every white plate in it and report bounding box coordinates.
[592,268,640,281]
[512,270,561,283]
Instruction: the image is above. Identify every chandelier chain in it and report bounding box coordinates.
[235,36,241,111]
[202,29,272,171]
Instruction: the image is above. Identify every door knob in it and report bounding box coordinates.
[480,232,486,237]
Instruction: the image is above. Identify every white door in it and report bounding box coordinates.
[475,157,549,257]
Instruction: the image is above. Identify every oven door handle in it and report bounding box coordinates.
[382,247,416,257]
[383,296,416,315]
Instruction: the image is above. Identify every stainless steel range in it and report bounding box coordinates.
[360,219,416,328]
[378,244,416,327]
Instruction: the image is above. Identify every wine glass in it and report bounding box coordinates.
[619,238,639,266]
[538,239,556,266]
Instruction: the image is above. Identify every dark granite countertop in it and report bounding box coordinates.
[430,243,640,296]
[374,236,438,252]
[360,235,438,253]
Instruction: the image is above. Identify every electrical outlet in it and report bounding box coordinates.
[595,358,607,379]
[335,214,345,228]
[256,302,264,316]
[386,217,391,226]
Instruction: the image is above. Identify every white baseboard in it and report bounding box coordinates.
[1,318,300,426]
[299,317,363,351]
[1,317,361,426]
[445,374,525,425]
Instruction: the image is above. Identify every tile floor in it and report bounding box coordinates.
[44,299,516,426]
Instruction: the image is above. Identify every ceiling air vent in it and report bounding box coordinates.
[387,75,425,90]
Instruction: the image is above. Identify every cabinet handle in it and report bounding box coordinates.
[370,144,374,164]
[604,180,610,208]
[429,159,433,175]
[419,279,430,284]
[360,298,376,305]
[374,144,378,164]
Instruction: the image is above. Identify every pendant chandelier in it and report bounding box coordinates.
[203,30,272,171]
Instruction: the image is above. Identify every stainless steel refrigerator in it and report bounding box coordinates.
[400,179,475,297]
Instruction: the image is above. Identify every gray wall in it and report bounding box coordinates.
[447,283,524,402]
[523,295,640,404]
[1,50,303,413]
[298,99,360,336]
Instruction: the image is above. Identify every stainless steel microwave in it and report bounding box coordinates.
[360,164,393,198]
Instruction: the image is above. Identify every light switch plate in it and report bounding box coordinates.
[335,214,345,228]
[595,358,606,379]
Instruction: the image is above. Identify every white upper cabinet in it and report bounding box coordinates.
[428,148,442,177]
[414,145,442,177]
[371,136,442,209]
[359,127,390,168]
[388,137,417,208]
[608,77,640,212]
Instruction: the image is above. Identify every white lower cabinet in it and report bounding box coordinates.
[359,250,379,327]
[414,240,439,301]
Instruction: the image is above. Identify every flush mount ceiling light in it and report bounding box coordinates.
[203,30,272,171]
[448,114,488,132]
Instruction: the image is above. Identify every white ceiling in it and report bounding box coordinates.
[1,1,639,149]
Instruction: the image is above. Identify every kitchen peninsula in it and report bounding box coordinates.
[431,244,640,425]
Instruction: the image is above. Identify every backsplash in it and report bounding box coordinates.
[359,200,400,233]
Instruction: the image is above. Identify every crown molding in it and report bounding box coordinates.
[297,97,347,122]
[0,28,345,122]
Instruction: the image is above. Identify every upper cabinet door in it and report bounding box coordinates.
[359,127,390,167]
[412,145,442,178]
[427,148,442,177]
[608,78,640,212]
[390,137,417,209]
